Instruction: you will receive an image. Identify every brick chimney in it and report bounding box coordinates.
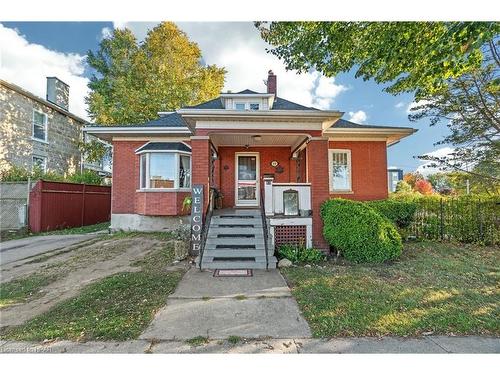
[267,70,277,96]
[46,77,69,110]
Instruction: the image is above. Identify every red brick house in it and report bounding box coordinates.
[84,71,415,269]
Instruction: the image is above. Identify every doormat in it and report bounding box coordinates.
[213,269,253,277]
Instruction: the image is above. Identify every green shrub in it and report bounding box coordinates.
[320,198,403,263]
[366,199,417,229]
[0,164,104,185]
[278,244,326,263]
[66,170,103,185]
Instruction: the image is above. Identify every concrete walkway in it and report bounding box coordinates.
[0,234,99,265]
[140,268,311,340]
[1,336,498,353]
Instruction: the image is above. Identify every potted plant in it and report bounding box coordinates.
[182,195,192,213]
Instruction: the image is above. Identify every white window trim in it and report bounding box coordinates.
[32,155,47,173]
[32,109,48,143]
[138,151,192,191]
[328,149,352,193]
[233,100,261,111]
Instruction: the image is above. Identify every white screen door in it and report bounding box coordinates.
[235,153,259,206]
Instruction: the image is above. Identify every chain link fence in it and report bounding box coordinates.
[0,182,34,231]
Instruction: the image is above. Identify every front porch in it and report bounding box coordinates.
[191,130,329,269]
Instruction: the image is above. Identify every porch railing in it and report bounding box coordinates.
[260,187,269,270]
[263,177,312,217]
[198,187,215,269]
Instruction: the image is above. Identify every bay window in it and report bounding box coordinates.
[328,149,352,192]
[139,152,191,190]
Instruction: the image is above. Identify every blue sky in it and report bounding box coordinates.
[0,21,452,173]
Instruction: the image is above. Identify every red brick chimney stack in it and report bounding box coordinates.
[267,70,277,96]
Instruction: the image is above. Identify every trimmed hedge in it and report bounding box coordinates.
[321,198,403,263]
[365,199,417,229]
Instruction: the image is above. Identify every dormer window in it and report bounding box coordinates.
[233,101,261,110]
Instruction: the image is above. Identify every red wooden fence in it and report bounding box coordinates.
[29,180,111,233]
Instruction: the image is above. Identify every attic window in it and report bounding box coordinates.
[250,103,260,110]
[235,103,246,110]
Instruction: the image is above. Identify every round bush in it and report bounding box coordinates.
[320,198,403,263]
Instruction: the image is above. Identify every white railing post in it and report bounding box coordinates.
[263,176,274,216]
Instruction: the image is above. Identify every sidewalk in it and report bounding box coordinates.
[1,336,498,353]
[140,268,311,340]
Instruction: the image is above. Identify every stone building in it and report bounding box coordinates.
[0,77,111,176]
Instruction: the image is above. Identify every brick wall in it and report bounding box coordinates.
[112,140,190,216]
[306,139,330,250]
[112,141,143,214]
[218,146,292,208]
[328,141,388,200]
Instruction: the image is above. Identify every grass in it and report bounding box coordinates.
[282,241,500,338]
[1,240,185,341]
[0,274,56,308]
[186,336,209,347]
[1,222,110,242]
[227,335,242,344]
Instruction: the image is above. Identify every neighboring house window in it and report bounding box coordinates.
[249,103,260,110]
[139,152,191,189]
[328,149,352,191]
[235,103,246,110]
[32,155,47,172]
[32,110,48,142]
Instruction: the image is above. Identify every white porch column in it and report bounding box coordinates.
[263,176,274,216]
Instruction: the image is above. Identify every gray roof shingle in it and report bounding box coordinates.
[334,119,414,130]
[136,142,191,153]
[184,89,318,111]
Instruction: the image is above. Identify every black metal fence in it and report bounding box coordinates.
[408,197,499,245]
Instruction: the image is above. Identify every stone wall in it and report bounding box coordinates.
[0,83,84,175]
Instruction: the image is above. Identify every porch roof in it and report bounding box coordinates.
[209,132,309,151]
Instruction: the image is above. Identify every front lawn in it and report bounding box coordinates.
[1,239,185,341]
[282,241,499,337]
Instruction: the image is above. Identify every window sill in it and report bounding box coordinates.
[330,190,354,194]
[31,137,49,145]
[136,188,191,193]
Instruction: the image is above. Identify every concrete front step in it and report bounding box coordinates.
[198,257,277,270]
[210,218,262,226]
[205,237,265,248]
[207,227,263,238]
[203,249,268,258]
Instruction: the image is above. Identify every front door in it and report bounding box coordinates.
[235,152,259,206]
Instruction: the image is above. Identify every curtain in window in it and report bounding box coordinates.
[179,155,191,188]
[331,152,350,190]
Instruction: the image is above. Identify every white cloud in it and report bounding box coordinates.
[406,99,432,114]
[119,22,347,109]
[348,110,368,124]
[100,27,112,40]
[0,24,89,120]
[395,101,405,109]
[415,147,455,176]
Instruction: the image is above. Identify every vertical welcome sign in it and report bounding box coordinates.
[190,184,204,255]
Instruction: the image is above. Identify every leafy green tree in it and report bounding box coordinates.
[86,22,226,125]
[395,180,412,193]
[410,41,499,187]
[257,22,498,98]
